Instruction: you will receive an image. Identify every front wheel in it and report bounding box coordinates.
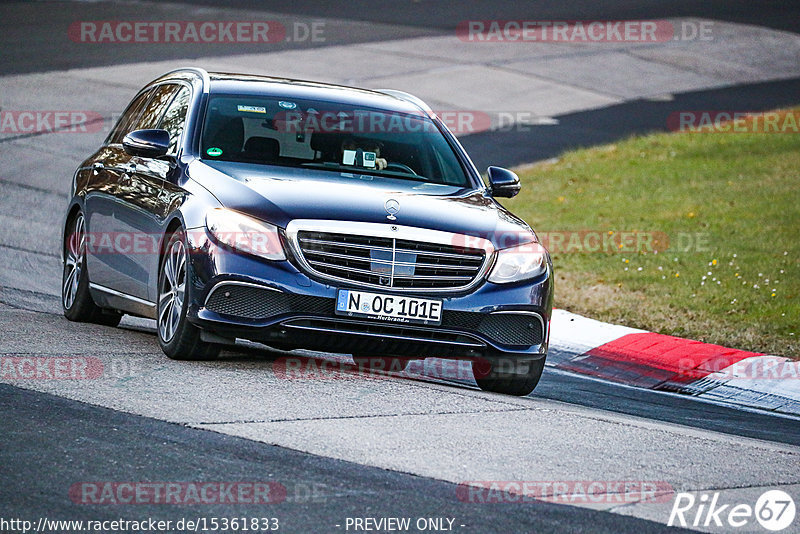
[157,230,220,361]
[474,357,545,396]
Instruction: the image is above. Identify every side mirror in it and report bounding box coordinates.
[122,129,170,158]
[487,166,521,198]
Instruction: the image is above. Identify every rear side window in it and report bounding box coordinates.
[134,84,181,130]
[158,86,192,155]
[106,89,152,145]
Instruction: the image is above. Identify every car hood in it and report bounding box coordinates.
[190,160,534,249]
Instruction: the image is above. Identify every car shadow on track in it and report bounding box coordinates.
[101,316,800,447]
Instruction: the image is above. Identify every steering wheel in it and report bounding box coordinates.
[385,163,417,175]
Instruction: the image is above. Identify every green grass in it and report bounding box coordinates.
[503,109,800,357]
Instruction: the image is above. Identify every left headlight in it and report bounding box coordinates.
[205,208,286,261]
[488,241,547,284]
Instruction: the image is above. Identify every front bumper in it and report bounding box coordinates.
[185,230,553,361]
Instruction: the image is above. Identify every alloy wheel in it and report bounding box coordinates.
[62,213,86,310]
[158,238,186,343]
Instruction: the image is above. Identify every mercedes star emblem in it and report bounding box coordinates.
[385,198,400,220]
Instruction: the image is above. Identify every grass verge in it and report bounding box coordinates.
[505,109,799,357]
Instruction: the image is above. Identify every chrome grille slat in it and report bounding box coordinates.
[300,237,393,253]
[393,274,473,281]
[307,260,474,282]
[307,260,385,279]
[291,223,492,292]
[394,247,484,262]
[299,236,483,262]
[302,249,482,271]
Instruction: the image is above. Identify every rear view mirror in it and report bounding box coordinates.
[122,129,170,158]
[487,166,521,198]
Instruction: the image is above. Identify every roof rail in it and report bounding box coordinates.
[376,89,433,115]
[153,67,211,93]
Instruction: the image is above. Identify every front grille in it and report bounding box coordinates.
[295,231,487,290]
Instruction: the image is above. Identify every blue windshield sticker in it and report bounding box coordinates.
[278,101,297,109]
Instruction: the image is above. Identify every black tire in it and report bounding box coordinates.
[92,312,123,327]
[62,211,123,327]
[352,355,408,373]
[474,357,546,396]
[157,230,220,361]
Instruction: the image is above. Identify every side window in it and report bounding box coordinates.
[106,89,153,145]
[158,86,191,155]
[134,84,180,130]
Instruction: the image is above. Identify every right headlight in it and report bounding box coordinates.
[487,241,547,284]
[205,208,286,261]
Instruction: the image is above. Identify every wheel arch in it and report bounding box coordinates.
[159,215,187,269]
[61,200,85,261]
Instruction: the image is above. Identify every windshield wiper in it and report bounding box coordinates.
[299,162,429,183]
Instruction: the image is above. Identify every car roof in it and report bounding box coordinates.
[205,71,427,115]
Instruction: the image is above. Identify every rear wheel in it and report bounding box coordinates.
[474,357,545,396]
[157,230,220,361]
[62,211,122,327]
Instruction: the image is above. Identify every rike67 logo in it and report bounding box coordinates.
[668,490,795,531]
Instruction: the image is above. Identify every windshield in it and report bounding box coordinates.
[201,95,471,187]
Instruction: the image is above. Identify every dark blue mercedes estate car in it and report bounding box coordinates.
[62,68,553,396]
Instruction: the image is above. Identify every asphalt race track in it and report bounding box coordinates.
[3,383,700,534]
[1,2,799,533]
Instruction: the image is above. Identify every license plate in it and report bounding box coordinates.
[335,289,442,325]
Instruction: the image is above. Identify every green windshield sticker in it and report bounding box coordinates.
[206,147,223,157]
